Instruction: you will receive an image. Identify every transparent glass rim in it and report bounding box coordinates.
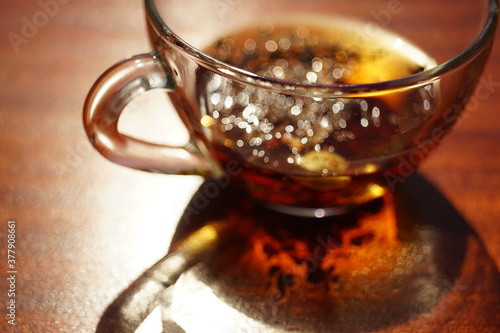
[146,0,499,92]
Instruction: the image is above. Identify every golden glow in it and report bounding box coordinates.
[179,223,221,256]
[299,150,348,175]
[201,115,215,127]
[362,163,378,174]
[368,183,386,198]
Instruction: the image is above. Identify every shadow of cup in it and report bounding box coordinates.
[96,173,499,333]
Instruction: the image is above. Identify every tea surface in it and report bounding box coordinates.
[199,17,438,209]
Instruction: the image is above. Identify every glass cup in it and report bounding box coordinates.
[83,0,498,217]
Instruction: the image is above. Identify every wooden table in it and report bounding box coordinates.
[0,1,498,332]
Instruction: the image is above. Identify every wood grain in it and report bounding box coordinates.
[0,0,498,332]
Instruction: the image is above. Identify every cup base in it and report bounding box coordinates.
[256,200,357,218]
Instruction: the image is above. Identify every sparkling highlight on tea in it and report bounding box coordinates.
[200,17,438,208]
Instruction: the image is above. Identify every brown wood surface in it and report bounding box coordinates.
[0,1,499,332]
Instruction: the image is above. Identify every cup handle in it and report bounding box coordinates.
[83,51,219,176]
